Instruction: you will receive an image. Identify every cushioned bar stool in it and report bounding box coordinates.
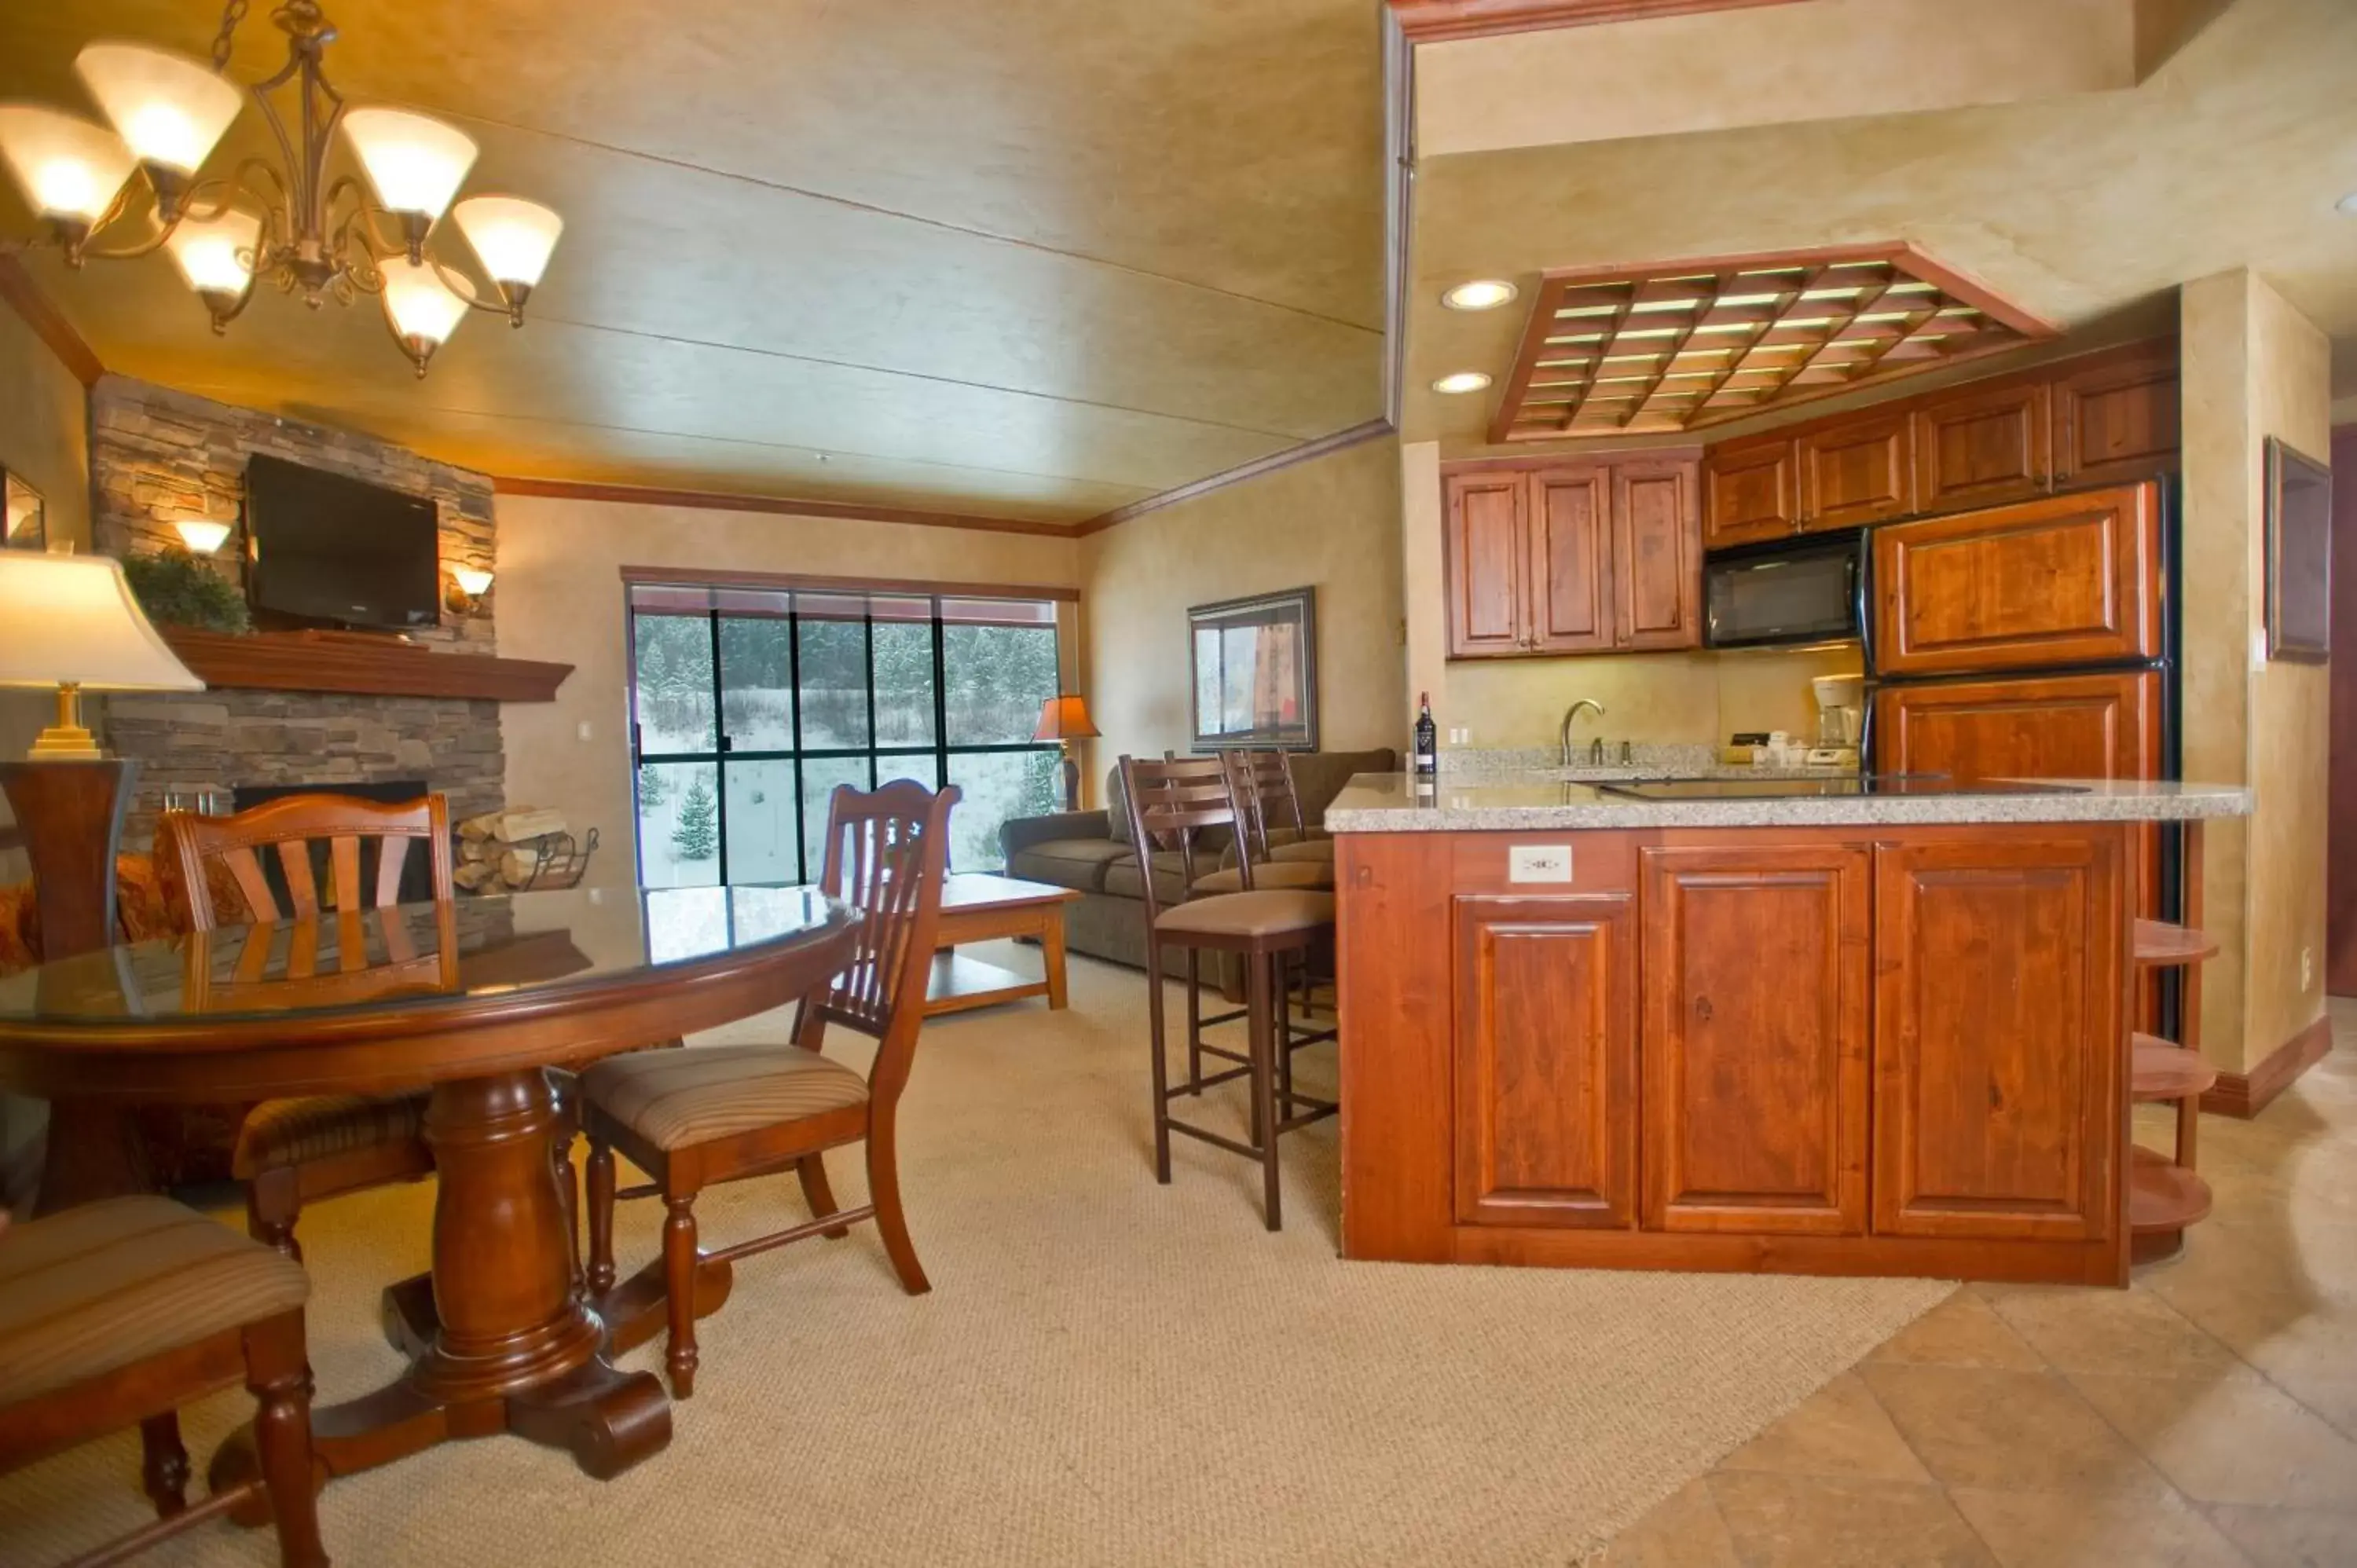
[1120,755,1337,1230]
[0,1196,328,1567]
[583,779,957,1398]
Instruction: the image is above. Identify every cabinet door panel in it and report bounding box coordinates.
[1871,485,2160,676]
[1529,467,1614,652]
[1798,414,1913,531]
[2055,352,2180,489]
[1703,438,1796,549]
[1614,460,1702,650]
[1914,381,2051,513]
[1871,834,2124,1242]
[1640,844,1870,1234]
[1871,671,2160,782]
[1453,895,1638,1228]
[1444,472,1528,658]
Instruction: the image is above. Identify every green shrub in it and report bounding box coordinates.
[120,545,251,633]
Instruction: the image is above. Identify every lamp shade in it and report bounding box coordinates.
[74,42,243,175]
[341,107,478,220]
[452,195,563,287]
[0,553,203,693]
[0,104,137,223]
[1031,694,1100,742]
[164,203,262,298]
[380,256,469,346]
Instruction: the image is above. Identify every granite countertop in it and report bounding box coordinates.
[1323,772,2254,833]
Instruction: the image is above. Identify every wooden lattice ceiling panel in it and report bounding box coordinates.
[1487,244,2060,443]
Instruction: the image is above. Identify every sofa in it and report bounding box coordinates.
[997,749,1395,978]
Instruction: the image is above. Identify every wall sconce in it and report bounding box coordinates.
[445,564,493,615]
[173,517,234,553]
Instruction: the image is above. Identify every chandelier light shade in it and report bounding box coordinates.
[0,106,136,225]
[0,2,559,376]
[74,42,243,178]
[340,107,478,222]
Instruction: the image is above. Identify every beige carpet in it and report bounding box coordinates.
[1,942,1948,1567]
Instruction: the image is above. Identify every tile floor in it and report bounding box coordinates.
[1591,998,2357,1567]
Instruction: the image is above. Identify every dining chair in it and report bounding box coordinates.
[0,1196,328,1567]
[1120,754,1337,1230]
[581,779,958,1398]
[160,793,457,1262]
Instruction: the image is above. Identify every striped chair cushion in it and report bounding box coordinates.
[0,1196,308,1406]
[233,1093,431,1177]
[583,1044,869,1152]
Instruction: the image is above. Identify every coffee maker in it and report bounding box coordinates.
[1806,674,1863,769]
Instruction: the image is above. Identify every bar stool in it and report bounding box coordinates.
[1120,754,1337,1229]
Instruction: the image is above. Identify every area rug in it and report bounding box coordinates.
[0,942,1948,1566]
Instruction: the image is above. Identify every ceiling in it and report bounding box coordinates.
[0,0,1391,526]
[1405,0,2357,449]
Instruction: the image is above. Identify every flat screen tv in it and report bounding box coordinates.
[244,454,441,630]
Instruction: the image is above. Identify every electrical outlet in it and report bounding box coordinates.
[1508,844,1574,884]
[2302,947,2315,991]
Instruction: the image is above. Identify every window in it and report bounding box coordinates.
[627,582,1063,886]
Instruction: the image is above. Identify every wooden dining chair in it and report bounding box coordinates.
[1229,748,1334,868]
[0,1196,328,1567]
[1120,755,1336,1230]
[581,779,959,1398]
[161,793,456,1262]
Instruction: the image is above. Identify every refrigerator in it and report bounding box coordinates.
[1860,477,2186,1034]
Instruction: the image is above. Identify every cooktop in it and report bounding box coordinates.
[1593,773,2091,802]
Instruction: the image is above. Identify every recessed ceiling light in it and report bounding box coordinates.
[1432,371,1492,395]
[1442,279,1517,311]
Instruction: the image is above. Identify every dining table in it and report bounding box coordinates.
[0,883,860,1495]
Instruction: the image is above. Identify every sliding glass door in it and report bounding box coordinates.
[628,582,1062,887]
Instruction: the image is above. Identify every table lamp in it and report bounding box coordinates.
[1032,693,1100,811]
[0,551,203,758]
[0,551,204,962]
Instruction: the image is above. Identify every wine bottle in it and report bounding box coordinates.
[1413,692,1438,777]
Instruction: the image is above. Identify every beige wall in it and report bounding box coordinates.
[1080,436,1406,789]
[0,306,91,850]
[2179,269,2333,1072]
[1400,441,1864,754]
[496,495,1080,891]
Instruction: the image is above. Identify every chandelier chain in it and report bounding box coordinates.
[211,0,251,71]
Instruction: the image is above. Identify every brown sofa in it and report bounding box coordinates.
[997,749,1395,978]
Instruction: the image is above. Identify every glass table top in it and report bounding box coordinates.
[0,885,855,1030]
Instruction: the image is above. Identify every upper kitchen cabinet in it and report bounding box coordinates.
[1797,412,1914,532]
[1442,456,1701,659]
[1913,379,2051,512]
[2054,346,2181,490]
[1701,435,1797,549]
[1871,483,2161,677]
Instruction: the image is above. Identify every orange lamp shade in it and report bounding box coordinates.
[1032,694,1100,742]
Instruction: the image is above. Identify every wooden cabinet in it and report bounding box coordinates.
[1871,671,2161,783]
[1871,834,2123,1242]
[2055,348,2179,489]
[1613,460,1702,650]
[1639,844,1870,1235]
[1453,894,1638,1228]
[1798,413,1913,531]
[1871,484,2160,676]
[1702,436,1796,548]
[1914,380,2051,512]
[1441,457,1700,659]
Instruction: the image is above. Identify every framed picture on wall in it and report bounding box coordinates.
[2265,435,2332,662]
[1188,586,1318,752]
[2,468,44,551]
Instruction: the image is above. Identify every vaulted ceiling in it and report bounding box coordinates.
[0,1,1391,526]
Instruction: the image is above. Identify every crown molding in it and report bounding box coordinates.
[1386,0,1808,43]
[0,252,105,387]
[490,475,1081,537]
[1074,419,1395,537]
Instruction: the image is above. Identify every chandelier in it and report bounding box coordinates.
[0,0,562,376]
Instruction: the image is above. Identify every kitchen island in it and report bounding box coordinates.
[1327,773,2250,1286]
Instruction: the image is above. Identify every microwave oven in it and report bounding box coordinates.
[1703,532,1864,650]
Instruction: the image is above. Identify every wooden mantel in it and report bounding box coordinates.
[161,628,573,703]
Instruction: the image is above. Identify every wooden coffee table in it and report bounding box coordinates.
[926,872,1081,1016]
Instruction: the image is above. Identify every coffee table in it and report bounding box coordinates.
[925,872,1081,1016]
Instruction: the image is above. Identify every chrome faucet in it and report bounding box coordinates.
[1560,698,1606,768]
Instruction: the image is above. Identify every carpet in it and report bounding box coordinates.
[0,941,1948,1566]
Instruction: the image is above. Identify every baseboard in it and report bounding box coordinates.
[2200,1014,2334,1118]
